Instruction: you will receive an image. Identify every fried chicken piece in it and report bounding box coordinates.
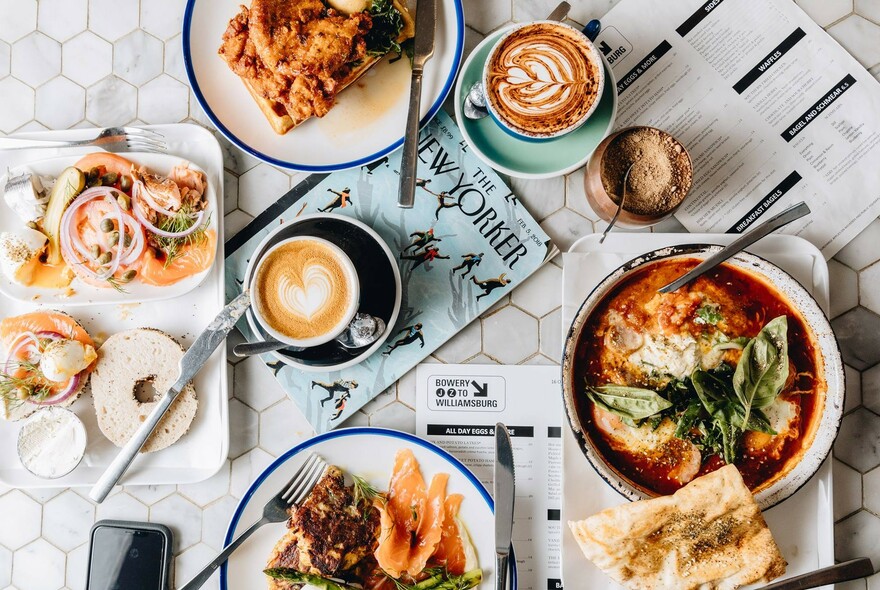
[248,0,370,79]
[218,6,293,110]
[218,2,371,125]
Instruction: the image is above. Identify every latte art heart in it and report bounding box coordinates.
[278,263,334,320]
[255,239,356,342]
[487,23,601,136]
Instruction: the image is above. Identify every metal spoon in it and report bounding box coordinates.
[463,5,594,120]
[599,163,634,244]
[657,201,811,294]
[232,313,386,357]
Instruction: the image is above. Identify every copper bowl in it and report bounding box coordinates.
[583,126,693,228]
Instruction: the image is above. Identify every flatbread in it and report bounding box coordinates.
[568,465,786,590]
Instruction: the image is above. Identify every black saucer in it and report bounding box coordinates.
[244,216,400,369]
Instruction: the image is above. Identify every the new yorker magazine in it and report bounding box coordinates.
[225,111,556,433]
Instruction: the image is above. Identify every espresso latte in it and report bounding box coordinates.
[254,239,357,343]
[486,22,602,137]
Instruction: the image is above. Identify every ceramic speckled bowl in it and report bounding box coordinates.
[561,244,845,510]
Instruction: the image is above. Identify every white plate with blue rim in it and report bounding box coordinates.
[220,427,516,590]
[183,0,464,172]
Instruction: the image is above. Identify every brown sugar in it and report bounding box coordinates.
[600,127,693,216]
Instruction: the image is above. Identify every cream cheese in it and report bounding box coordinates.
[17,407,86,479]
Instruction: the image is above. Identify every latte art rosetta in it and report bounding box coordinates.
[255,239,355,342]
[487,23,601,136]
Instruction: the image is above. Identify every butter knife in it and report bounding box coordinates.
[495,423,515,590]
[89,290,253,503]
[397,0,436,208]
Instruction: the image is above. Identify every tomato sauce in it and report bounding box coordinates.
[572,258,824,495]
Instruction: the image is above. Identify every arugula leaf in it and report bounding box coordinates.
[585,384,672,421]
[366,0,404,57]
[673,399,702,439]
[695,302,723,325]
[733,315,789,428]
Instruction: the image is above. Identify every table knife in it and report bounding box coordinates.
[89,290,253,503]
[495,423,515,590]
[397,0,436,208]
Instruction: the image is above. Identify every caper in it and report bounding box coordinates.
[98,251,112,265]
[123,232,132,248]
[16,386,30,400]
[100,218,115,233]
[26,221,39,230]
[120,176,132,192]
[117,193,131,211]
[108,231,119,247]
[90,244,101,259]
[101,172,118,186]
[87,167,100,182]
[120,269,137,282]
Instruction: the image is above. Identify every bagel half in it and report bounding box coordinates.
[0,310,95,422]
[91,328,198,453]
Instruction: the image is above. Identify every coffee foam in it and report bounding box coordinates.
[255,240,353,341]
[487,23,601,136]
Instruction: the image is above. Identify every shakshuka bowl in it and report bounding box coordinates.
[561,244,844,510]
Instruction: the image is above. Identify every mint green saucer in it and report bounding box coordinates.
[454,27,617,179]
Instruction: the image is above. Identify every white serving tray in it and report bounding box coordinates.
[560,233,834,590]
[0,124,228,488]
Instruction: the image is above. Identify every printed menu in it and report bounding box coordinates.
[595,0,880,258]
[415,364,563,590]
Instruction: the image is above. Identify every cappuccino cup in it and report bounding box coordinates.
[250,236,360,348]
[482,21,605,141]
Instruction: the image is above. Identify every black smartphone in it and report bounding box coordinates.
[86,520,172,590]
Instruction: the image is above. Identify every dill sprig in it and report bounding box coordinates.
[352,474,382,506]
[154,203,210,267]
[0,362,53,405]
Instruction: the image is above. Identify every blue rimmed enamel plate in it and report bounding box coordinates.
[183,1,463,172]
[220,427,516,590]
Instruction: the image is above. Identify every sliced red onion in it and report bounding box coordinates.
[2,330,79,406]
[132,189,206,239]
[2,332,40,375]
[60,187,125,281]
[30,371,81,406]
[133,179,177,217]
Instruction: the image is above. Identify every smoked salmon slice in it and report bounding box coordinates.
[0,310,92,350]
[375,449,448,578]
[433,494,468,574]
[139,229,216,286]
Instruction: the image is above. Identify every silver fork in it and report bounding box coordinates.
[0,126,167,153]
[179,452,329,590]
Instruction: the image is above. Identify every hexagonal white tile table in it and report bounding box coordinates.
[1,0,880,588]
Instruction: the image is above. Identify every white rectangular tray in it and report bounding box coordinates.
[560,233,834,590]
[0,124,228,488]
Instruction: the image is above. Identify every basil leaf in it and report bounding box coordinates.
[733,315,790,427]
[746,408,777,435]
[712,336,750,352]
[585,385,672,421]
